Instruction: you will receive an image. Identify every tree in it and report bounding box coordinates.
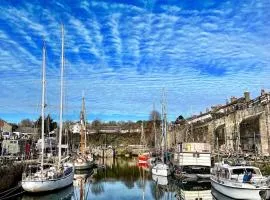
[149,110,161,121]
[92,119,102,133]
[10,123,19,132]
[35,114,57,136]
[19,119,34,127]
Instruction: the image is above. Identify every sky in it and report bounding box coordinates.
[0,0,270,123]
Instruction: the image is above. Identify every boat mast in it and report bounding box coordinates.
[80,92,87,154]
[41,42,46,173]
[58,25,64,167]
[153,103,157,150]
[140,122,145,151]
[161,89,167,163]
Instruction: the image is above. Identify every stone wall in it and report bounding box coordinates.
[171,92,270,156]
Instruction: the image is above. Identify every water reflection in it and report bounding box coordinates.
[174,181,212,200]
[211,187,235,200]
[19,185,74,200]
[18,158,218,200]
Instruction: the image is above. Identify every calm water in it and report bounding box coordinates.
[17,158,231,200]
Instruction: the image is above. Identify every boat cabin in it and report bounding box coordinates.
[213,163,264,183]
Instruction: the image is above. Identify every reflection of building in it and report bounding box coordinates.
[172,90,270,156]
[0,119,12,133]
[175,181,212,200]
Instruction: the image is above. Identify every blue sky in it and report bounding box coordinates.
[0,0,270,123]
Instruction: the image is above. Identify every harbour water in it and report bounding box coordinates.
[16,157,233,200]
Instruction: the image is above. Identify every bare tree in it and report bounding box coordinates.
[92,119,102,133]
[19,119,34,127]
[149,110,161,121]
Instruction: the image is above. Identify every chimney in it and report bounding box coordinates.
[230,96,237,103]
[261,89,265,96]
[244,91,250,102]
[206,108,209,112]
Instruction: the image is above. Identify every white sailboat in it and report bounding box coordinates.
[74,93,94,170]
[22,25,74,193]
[151,90,171,177]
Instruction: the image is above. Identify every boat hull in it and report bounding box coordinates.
[211,177,267,200]
[74,161,94,170]
[22,170,74,193]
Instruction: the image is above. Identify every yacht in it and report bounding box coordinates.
[211,162,270,200]
[22,26,74,192]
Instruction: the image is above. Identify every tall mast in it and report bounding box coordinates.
[140,122,145,147]
[41,42,46,173]
[58,25,64,167]
[83,92,87,151]
[153,103,157,149]
[80,91,87,153]
[161,89,167,163]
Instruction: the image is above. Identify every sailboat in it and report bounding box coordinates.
[151,90,171,177]
[74,93,94,170]
[22,25,74,192]
[138,122,150,164]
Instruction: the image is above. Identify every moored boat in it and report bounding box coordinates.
[74,94,95,170]
[22,163,74,192]
[22,26,74,192]
[173,142,211,181]
[211,162,269,200]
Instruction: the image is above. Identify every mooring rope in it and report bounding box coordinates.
[0,183,21,196]
[0,190,25,200]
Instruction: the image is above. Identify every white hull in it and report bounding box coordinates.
[22,171,74,193]
[151,163,171,176]
[211,177,267,200]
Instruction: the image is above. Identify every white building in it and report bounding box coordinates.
[71,122,81,134]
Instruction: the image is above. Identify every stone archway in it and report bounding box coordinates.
[239,115,261,154]
[214,124,226,149]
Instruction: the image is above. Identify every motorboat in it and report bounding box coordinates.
[211,162,270,200]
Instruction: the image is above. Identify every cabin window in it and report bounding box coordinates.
[245,168,260,175]
[231,168,259,175]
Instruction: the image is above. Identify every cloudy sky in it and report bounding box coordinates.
[0,0,270,123]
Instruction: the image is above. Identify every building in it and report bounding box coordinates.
[0,119,12,133]
[71,122,81,134]
[172,90,270,156]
